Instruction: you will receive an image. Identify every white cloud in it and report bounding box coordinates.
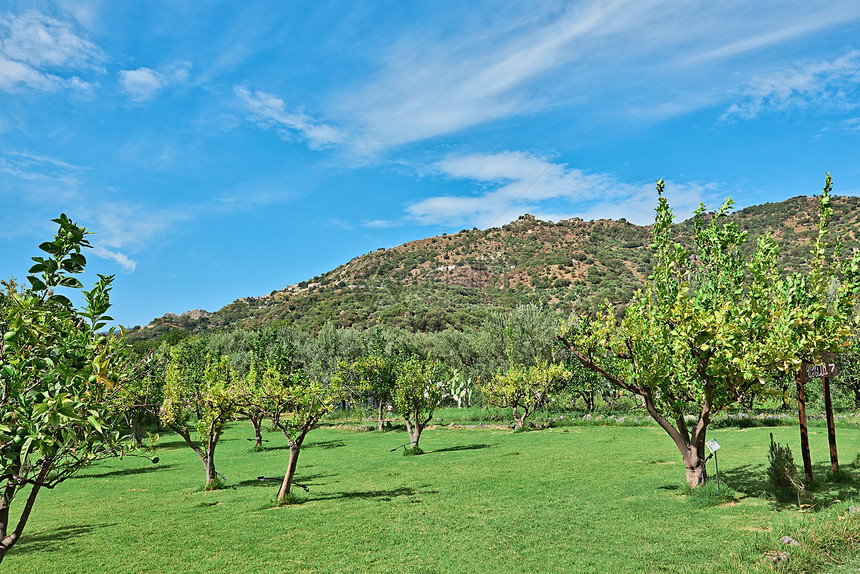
[0,11,103,93]
[118,67,164,101]
[721,49,860,121]
[234,85,342,149]
[400,151,720,228]
[118,61,191,101]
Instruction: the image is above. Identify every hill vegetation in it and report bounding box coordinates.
[126,195,860,341]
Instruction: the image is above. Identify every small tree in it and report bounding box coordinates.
[768,174,860,482]
[242,366,345,501]
[337,352,397,431]
[160,345,238,488]
[392,357,447,451]
[0,215,131,563]
[483,362,570,428]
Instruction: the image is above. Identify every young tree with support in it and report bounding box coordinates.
[482,362,570,428]
[241,366,346,501]
[0,216,135,564]
[770,175,860,485]
[559,180,787,487]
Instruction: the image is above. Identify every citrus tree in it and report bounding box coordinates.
[392,357,447,451]
[336,352,398,431]
[768,174,860,481]
[160,343,239,488]
[483,362,570,428]
[241,365,346,501]
[0,215,132,563]
[559,181,788,487]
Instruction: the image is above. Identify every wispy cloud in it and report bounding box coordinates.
[721,49,860,121]
[234,85,342,150]
[90,244,136,272]
[331,1,860,154]
[399,151,719,228]
[0,150,87,191]
[0,11,103,93]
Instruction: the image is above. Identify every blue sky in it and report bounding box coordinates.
[2,1,860,328]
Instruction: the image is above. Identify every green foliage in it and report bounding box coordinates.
[0,214,132,561]
[559,179,807,485]
[767,433,801,502]
[482,362,570,428]
[392,356,448,448]
[160,341,239,486]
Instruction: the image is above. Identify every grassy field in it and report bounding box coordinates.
[6,419,860,573]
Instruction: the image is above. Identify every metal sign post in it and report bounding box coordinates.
[706,439,721,495]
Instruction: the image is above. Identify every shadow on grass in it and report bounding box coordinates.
[12,523,116,555]
[429,443,493,454]
[305,439,347,449]
[265,439,347,452]
[235,473,335,489]
[74,463,178,480]
[675,460,859,512]
[314,486,438,502]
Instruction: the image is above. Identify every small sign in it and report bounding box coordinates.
[798,353,837,383]
[706,439,721,453]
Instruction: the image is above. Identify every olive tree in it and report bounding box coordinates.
[559,181,787,487]
[0,216,133,563]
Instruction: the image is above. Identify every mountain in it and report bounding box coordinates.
[126,195,860,342]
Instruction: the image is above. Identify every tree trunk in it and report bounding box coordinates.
[0,461,50,565]
[683,455,707,487]
[204,439,218,487]
[132,411,144,448]
[278,443,301,500]
[796,374,814,486]
[405,416,421,448]
[250,411,264,449]
[377,402,385,432]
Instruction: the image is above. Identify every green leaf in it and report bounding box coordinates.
[49,294,73,307]
[27,276,47,291]
[39,241,61,255]
[87,415,104,433]
[59,276,84,289]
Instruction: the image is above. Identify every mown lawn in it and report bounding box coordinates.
[6,421,860,573]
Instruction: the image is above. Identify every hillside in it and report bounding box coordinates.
[126,195,860,341]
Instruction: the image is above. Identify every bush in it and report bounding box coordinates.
[767,433,802,502]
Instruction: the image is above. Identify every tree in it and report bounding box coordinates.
[0,215,133,563]
[392,357,447,451]
[241,366,346,501]
[482,362,570,428]
[768,175,860,482]
[337,352,397,431]
[160,343,238,488]
[559,180,787,487]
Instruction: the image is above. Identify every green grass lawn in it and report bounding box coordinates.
[6,421,860,573]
